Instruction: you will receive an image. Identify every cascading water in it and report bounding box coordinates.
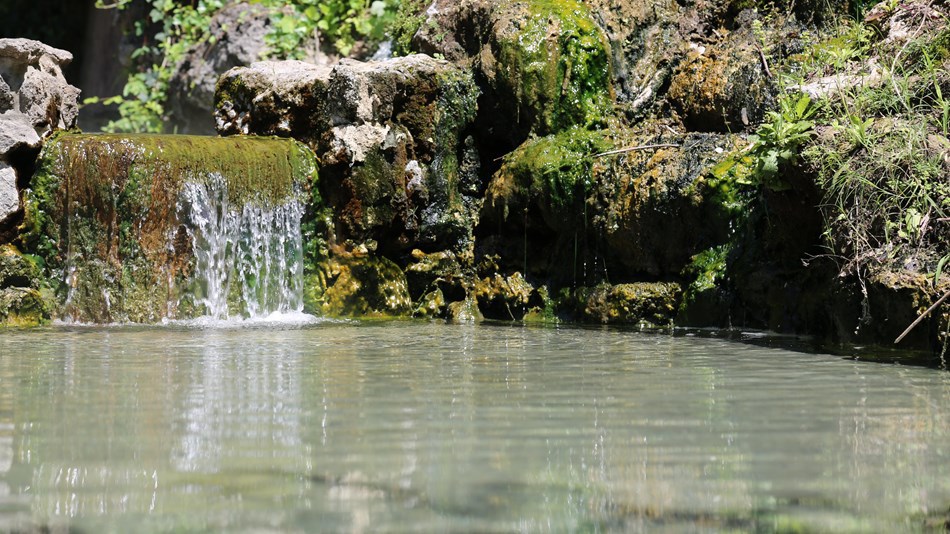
[27,133,317,324]
[178,174,306,321]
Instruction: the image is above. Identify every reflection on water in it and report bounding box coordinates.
[1,323,949,532]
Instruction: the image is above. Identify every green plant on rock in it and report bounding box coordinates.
[746,93,815,189]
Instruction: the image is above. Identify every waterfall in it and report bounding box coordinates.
[178,174,305,321]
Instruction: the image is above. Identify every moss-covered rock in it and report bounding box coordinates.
[0,244,51,326]
[217,55,482,256]
[486,0,614,137]
[474,271,539,320]
[831,269,950,350]
[317,253,412,317]
[574,282,682,327]
[667,11,787,132]
[481,124,740,283]
[22,133,316,323]
[484,126,613,232]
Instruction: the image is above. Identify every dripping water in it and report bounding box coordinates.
[178,174,306,321]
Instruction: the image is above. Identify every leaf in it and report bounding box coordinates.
[936,254,949,288]
[794,94,811,118]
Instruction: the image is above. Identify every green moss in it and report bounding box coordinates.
[21,133,317,322]
[389,0,428,56]
[490,126,612,227]
[0,287,50,327]
[576,282,682,327]
[0,245,52,327]
[494,0,613,134]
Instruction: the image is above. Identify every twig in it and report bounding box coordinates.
[894,288,950,344]
[758,47,773,79]
[593,143,680,158]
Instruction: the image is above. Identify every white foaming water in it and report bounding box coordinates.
[178,174,311,323]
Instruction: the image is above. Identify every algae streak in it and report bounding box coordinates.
[22,133,317,323]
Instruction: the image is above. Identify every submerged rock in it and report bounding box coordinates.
[22,133,316,323]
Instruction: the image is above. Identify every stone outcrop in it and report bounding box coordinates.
[0,243,50,326]
[0,38,79,229]
[216,54,481,317]
[167,2,328,134]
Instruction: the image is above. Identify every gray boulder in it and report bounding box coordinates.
[0,38,79,232]
[0,38,79,133]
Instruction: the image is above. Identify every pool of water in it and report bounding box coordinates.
[1,321,948,532]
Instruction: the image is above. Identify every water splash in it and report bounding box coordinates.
[178,174,307,321]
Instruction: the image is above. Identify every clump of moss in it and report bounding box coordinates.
[486,126,612,229]
[493,0,614,135]
[574,282,682,327]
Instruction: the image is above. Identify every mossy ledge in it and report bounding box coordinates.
[21,133,317,323]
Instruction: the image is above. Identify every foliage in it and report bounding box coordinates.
[89,0,399,133]
[263,0,398,59]
[745,93,815,189]
[88,0,228,133]
[794,16,950,278]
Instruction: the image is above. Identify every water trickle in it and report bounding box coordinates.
[179,174,305,320]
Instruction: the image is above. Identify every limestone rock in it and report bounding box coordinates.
[0,112,41,155]
[0,244,49,327]
[667,11,784,132]
[482,125,737,279]
[0,162,17,223]
[215,60,332,139]
[169,2,329,134]
[0,38,79,133]
[216,54,481,255]
[318,254,412,317]
[576,282,682,326]
[407,0,614,143]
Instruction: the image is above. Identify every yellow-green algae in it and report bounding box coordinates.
[0,244,52,327]
[21,133,318,323]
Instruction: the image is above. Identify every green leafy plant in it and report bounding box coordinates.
[264,0,398,58]
[746,93,815,188]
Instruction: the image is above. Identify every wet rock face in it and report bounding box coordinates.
[0,39,79,227]
[23,133,316,323]
[316,253,413,317]
[408,0,614,146]
[575,282,682,327]
[0,244,50,326]
[667,11,790,132]
[482,126,737,281]
[216,54,481,256]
